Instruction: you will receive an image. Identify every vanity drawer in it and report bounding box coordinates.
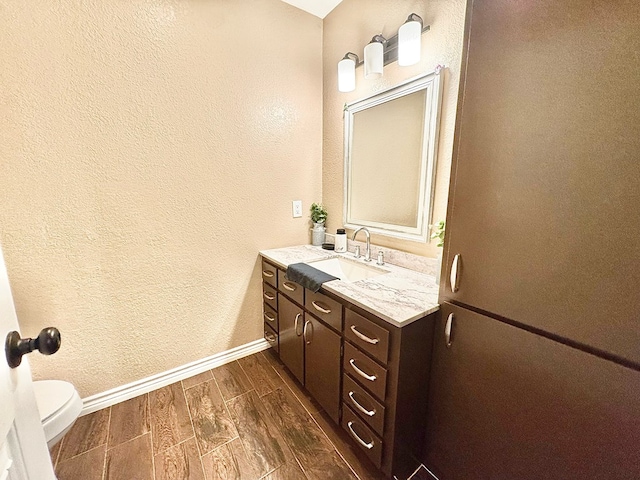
[264,323,278,353]
[261,260,278,287]
[343,374,386,437]
[262,283,278,311]
[344,343,387,402]
[263,304,278,332]
[345,310,390,365]
[342,404,383,468]
[278,271,304,306]
[305,290,343,331]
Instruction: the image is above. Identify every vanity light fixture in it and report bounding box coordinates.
[364,35,386,79]
[337,13,430,92]
[398,13,423,66]
[338,52,359,92]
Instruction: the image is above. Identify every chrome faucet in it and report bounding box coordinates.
[352,227,371,262]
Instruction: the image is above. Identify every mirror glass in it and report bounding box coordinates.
[344,71,442,242]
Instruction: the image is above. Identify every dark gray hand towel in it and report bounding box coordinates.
[285,263,338,293]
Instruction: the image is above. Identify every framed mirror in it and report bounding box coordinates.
[343,70,443,242]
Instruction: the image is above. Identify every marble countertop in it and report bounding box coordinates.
[259,245,440,327]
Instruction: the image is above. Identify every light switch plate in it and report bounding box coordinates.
[292,200,303,218]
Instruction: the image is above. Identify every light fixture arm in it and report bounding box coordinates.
[406,13,423,26]
[342,52,360,64]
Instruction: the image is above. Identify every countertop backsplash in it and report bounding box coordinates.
[324,233,441,277]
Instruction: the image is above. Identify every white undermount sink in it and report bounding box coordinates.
[306,256,388,283]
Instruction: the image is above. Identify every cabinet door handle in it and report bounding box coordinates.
[262,270,274,278]
[349,359,377,382]
[294,313,302,336]
[450,254,461,293]
[350,325,379,345]
[282,282,297,292]
[263,292,275,301]
[445,313,454,348]
[347,421,374,450]
[311,301,331,314]
[264,312,276,323]
[348,391,376,417]
[265,331,277,343]
[303,320,313,345]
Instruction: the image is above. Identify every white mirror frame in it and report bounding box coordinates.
[343,69,443,242]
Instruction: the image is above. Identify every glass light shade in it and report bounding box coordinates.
[364,41,384,79]
[338,57,356,92]
[398,19,422,66]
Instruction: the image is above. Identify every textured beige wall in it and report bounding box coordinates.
[0,0,322,397]
[323,0,467,257]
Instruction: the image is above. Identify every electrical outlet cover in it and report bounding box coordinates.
[292,200,303,218]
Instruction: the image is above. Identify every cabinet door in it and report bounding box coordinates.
[304,316,341,423]
[278,294,304,384]
[442,0,640,365]
[424,303,640,480]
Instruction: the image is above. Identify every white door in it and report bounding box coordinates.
[0,246,55,480]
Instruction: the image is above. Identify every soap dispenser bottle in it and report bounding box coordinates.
[335,228,347,253]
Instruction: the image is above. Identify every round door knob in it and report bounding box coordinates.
[36,327,61,355]
[5,327,61,369]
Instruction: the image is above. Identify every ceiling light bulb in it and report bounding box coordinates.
[398,14,422,66]
[364,35,385,79]
[338,53,358,92]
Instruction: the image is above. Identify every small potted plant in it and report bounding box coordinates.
[431,220,445,284]
[310,203,328,246]
[431,220,445,247]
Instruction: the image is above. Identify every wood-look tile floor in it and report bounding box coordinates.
[49,350,386,480]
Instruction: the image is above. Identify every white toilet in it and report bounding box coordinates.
[33,380,83,448]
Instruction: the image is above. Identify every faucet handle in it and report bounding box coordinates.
[354,245,361,258]
[377,251,385,266]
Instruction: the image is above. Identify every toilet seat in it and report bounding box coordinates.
[33,380,82,448]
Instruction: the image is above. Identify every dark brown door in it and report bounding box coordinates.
[278,294,304,383]
[424,303,640,480]
[304,315,341,423]
[442,0,640,365]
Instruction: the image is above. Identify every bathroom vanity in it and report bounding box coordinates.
[259,245,439,479]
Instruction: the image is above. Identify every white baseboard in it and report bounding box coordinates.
[81,338,270,415]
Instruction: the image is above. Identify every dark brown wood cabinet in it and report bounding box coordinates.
[261,259,278,288]
[441,0,640,367]
[261,257,436,479]
[426,0,640,478]
[339,301,436,479]
[425,303,640,480]
[262,263,343,420]
[304,315,341,422]
[277,293,304,384]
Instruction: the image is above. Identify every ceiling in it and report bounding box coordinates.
[280,0,343,19]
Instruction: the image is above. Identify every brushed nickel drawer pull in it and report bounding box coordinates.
[347,421,374,449]
[263,292,275,301]
[303,320,313,345]
[311,301,331,314]
[265,331,277,343]
[349,359,377,382]
[445,313,454,348]
[350,325,379,345]
[450,254,461,293]
[264,312,276,323]
[262,270,274,278]
[283,282,297,292]
[294,313,302,336]
[348,391,376,417]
